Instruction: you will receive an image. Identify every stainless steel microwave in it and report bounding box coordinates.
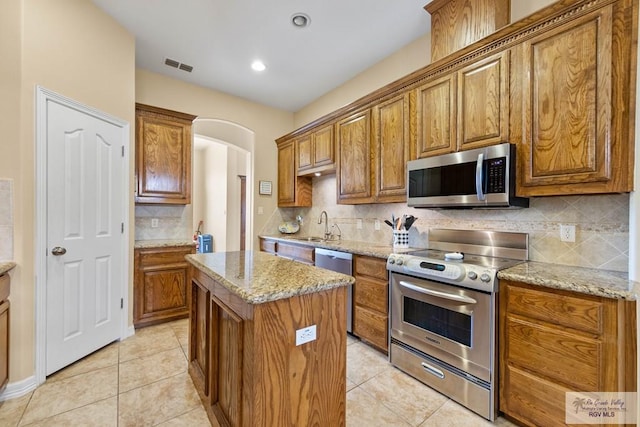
[407,143,529,209]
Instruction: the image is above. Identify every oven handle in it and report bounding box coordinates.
[421,362,445,379]
[399,281,477,304]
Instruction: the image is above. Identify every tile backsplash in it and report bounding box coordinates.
[135,204,193,241]
[0,179,13,260]
[263,175,630,272]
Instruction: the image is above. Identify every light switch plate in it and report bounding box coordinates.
[295,325,316,346]
[151,218,159,228]
[374,219,380,230]
[357,219,363,230]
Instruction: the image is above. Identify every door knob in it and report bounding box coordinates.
[51,247,67,256]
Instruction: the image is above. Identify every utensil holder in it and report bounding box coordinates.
[393,230,409,248]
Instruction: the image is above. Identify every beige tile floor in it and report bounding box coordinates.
[0,319,517,426]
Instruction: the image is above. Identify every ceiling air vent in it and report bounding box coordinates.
[178,63,193,73]
[164,57,193,73]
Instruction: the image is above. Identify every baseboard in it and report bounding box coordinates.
[123,324,135,340]
[0,375,38,402]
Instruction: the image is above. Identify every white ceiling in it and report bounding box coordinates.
[91,0,431,112]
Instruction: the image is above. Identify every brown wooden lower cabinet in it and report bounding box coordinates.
[499,280,637,427]
[258,238,315,265]
[0,273,10,391]
[189,267,346,427]
[353,255,388,353]
[134,245,196,328]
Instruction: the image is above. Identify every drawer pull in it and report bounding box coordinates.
[421,362,445,379]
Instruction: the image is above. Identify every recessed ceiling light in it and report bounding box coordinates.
[251,60,266,72]
[291,13,311,28]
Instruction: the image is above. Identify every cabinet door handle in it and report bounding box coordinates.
[51,247,67,256]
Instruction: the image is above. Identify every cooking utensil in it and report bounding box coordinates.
[384,220,394,228]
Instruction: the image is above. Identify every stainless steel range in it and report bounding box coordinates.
[387,229,528,421]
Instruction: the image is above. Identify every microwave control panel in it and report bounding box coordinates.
[486,157,506,193]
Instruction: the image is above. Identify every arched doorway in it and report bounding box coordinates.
[192,119,255,252]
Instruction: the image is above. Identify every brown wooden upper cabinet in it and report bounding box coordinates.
[372,92,411,203]
[415,74,457,157]
[517,3,633,196]
[135,104,197,204]
[296,123,336,176]
[458,50,509,151]
[337,109,373,203]
[277,139,311,207]
[337,93,410,204]
[415,50,509,158]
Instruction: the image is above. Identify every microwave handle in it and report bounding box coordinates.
[475,153,486,201]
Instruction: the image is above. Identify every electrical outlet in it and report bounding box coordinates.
[295,325,317,346]
[357,219,363,229]
[151,218,159,228]
[374,219,380,230]
[560,224,576,242]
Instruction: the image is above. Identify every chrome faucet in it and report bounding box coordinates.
[318,210,330,240]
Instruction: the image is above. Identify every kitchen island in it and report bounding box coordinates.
[186,251,354,427]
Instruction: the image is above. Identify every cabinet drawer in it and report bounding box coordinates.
[137,246,195,267]
[502,364,572,427]
[276,243,314,264]
[0,274,9,302]
[354,276,387,313]
[259,239,276,254]
[505,315,601,390]
[353,305,388,352]
[354,256,387,280]
[506,282,604,335]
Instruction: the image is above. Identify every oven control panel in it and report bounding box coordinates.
[387,254,497,290]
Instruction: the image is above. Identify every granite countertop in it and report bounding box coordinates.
[259,234,421,259]
[187,251,354,304]
[262,235,639,301]
[498,261,639,301]
[134,239,197,249]
[0,262,16,275]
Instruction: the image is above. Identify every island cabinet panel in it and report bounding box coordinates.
[415,74,457,158]
[337,110,374,203]
[499,280,637,427]
[516,2,633,196]
[134,245,195,328]
[277,139,312,207]
[352,255,389,353]
[372,92,411,203]
[457,50,509,151]
[189,275,210,397]
[190,267,347,427]
[135,104,196,205]
[210,295,243,427]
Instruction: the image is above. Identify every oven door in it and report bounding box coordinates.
[390,272,495,382]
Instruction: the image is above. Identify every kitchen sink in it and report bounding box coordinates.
[291,236,326,242]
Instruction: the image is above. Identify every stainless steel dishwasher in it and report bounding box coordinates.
[314,248,353,333]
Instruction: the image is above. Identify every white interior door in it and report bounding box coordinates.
[45,98,125,376]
